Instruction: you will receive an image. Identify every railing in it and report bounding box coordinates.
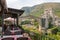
[0,35,58,40]
[0,35,28,40]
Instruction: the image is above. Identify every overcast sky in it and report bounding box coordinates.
[6,0,60,9]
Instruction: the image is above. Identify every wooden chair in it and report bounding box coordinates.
[2,37,14,40]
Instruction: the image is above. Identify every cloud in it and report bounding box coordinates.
[7,0,44,9]
[6,0,60,9]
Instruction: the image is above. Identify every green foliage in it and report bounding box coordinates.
[31,9,44,17]
[47,33,60,40]
[57,27,60,32]
[48,17,53,29]
[21,25,60,40]
[20,20,31,25]
[48,27,58,34]
[54,8,60,17]
[33,20,39,28]
[46,26,60,40]
[22,26,41,40]
[20,19,39,28]
[48,22,53,29]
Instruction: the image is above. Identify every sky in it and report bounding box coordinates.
[6,0,60,9]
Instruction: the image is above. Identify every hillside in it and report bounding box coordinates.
[21,3,60,17]
[21,7,34,16]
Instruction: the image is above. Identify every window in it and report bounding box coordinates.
[41,18,46,27]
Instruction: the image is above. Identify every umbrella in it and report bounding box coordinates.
[4,17,16,24]
[4,17,16,21]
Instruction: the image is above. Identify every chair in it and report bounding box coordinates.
[17,37,28,40]
[2,37,14,40]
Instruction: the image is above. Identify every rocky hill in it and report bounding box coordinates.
[21,3,60,17]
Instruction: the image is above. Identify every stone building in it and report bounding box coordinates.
[40,8,54,29]
[54,16,60,26]
[19,15,40,24]
[40,8,60,30]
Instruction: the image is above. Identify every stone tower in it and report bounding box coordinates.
[40,8,55,29]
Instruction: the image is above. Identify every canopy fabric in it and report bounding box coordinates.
[4,17,16,24]
[4,17,16,21]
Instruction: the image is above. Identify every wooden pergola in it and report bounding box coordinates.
[1,8,24,32]
[0,0,24,26]
[0,1,30,40]
[0,7,24,26]
[0,0,24,37]
[7,8,24,25]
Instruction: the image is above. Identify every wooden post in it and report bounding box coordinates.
[0,0,8,37]
[1,10,5,37]
[17,14,19,26]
